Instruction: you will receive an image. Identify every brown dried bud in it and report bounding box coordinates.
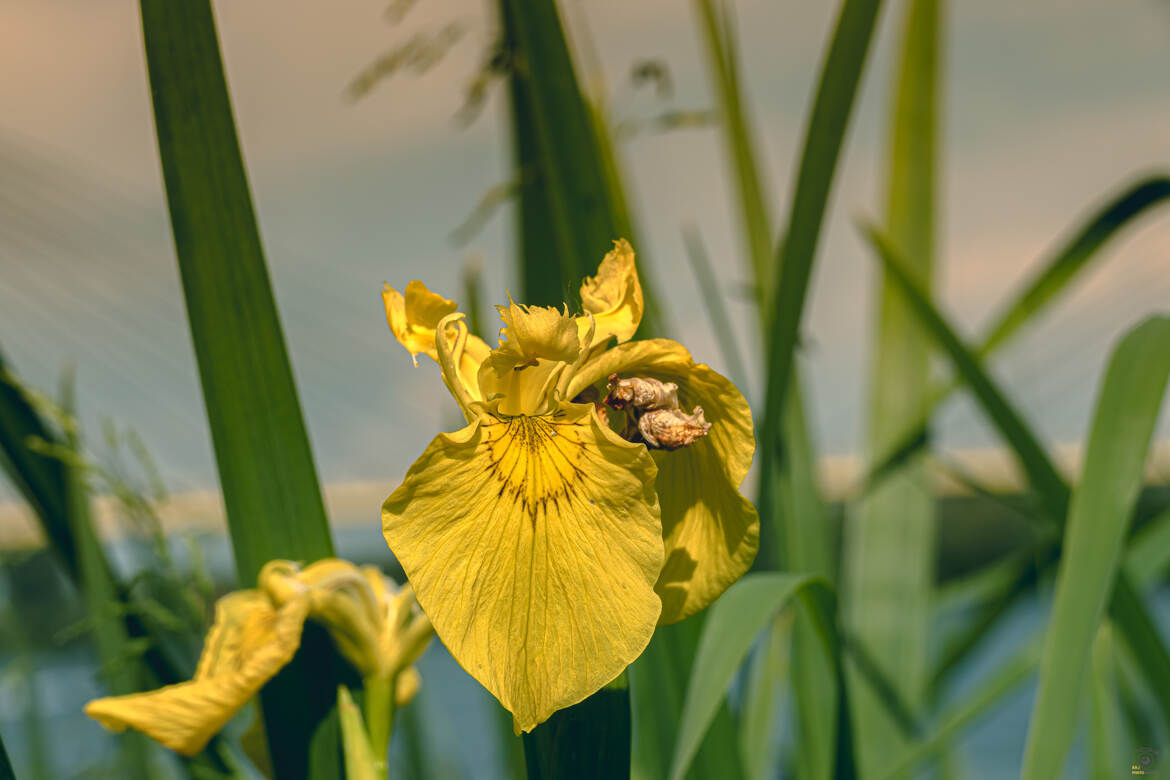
[637,406,712,450]
[604,373,679,411]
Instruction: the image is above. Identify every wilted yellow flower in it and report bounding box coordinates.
[382,239,759,733]
[85,559,432,756]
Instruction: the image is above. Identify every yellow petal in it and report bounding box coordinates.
[569,339,759,624]
[578,239,644,348]
[86,590,310,756]
[383,402,663,732]
[494,298,581,366]
[383,281,490,401]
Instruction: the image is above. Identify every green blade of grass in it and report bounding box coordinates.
[500,0,631,304]
[1089,626,1124,780]
[668,573,840,780]
[739,619,790,780]
[691,0,850,774]
[137,2,340,777]
[0,351,74,573]
[630,615,745,780]
[756,0,884,562]
[1124,502,1170,587]
[862,174,1170,495]
[0,730,13,780]
[693,0,774,295]
[877,639,1041,780]
[864,227,1170,745]
[681,227,750,390]
[1022,316,1170,779]
[978,176,1170,355]
[842,0,940,774]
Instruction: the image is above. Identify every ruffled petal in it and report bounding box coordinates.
[569,339,759,624]
[85,590,310,756]
[383,281,490,401]
[578,239,644,348]
[383,402,663,732]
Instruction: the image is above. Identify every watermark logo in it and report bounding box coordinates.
[1133,747,1160,775]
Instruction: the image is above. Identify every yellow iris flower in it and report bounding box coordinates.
[382,240,759,733]
[85,559,432,756]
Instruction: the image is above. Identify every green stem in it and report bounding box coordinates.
[523,672,631,780]
[364,675,396,780]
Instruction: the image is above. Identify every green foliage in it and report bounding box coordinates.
[669,574,839,780]
[501,0,633,307]
[1023,316,1170,778]
[0,730,13,780]
[137,0,340,776]
[843,0,940,774]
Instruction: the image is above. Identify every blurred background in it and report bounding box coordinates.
[2,0,1169,777]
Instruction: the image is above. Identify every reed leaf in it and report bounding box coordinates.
[500,0,632,306]
[137,1,340,776]
[755,0,884,562]
[864,227,1170,745]
[863,174,1170,493]
[668,574,839,780]
[0,351,74,574]
[1022,316,1170,779]
[0,731,13,780]
[842,0,940,773]
[877,640,1041,779]
[630,616,745,780]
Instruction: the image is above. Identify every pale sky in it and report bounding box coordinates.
[2,0,1169,507]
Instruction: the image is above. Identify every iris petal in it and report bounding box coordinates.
[569,339,759,624]
[383,402,663,732]
[85,590,310,756]
[383,280,490,401]
[578,239,644,348]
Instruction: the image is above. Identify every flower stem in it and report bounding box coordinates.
[522,672,631,779]
[364,674,396,780]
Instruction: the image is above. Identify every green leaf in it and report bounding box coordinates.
[739,619,790,780]
[1089,626,1124,780]
[693,0,775,296]
[630,616,745,780]
[668,573,839,780]
[0,351,74,574]
[337,687,378,780]
[0,729,14,780]
[500,0,630,306]
[522,676,630,780]
[681,227,749,390]
[1022,316,1170,779]
[864,228,1170,752]
[864,174,1170,492]
[689,2,843,775]
[842,0,940,774]
[1124,502,1170,588]
[877,640,1041,779]
[978,176,1170,356]
[137,2,340,777]
[756,0,884,563]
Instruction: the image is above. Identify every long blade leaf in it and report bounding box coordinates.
[842,0,940,773]
[668,573,839,780]
[863,174,1170,493]
[0,732,12,780]
[865,226,1170,739]
[756,0,884,564]
[1022,316,1170,778]
[137,2,340,776]
[0,351,74,573]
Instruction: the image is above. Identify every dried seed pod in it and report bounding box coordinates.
[638,406,711,450]
[605,373,679,411]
